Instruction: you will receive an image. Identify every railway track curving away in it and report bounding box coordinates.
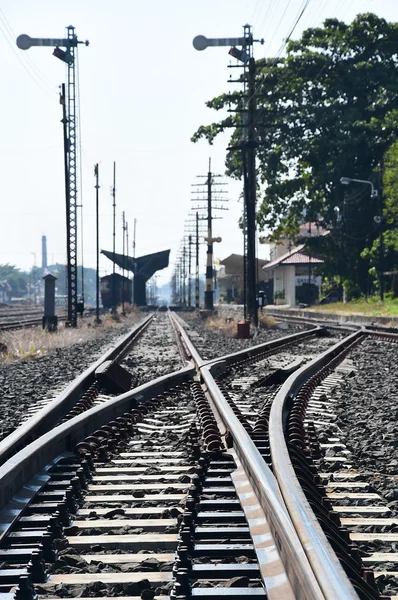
[0,310,396,599]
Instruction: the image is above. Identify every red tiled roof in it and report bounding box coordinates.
[263,244,323,270]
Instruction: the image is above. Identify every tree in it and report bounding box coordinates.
[0,264,28,297]
[361,140,398,295]
[192,13,398,294]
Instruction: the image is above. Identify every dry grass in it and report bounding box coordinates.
[205,311,278,338]
[258,314,278,328]
[204,315,240,337]
[0,307,141,363]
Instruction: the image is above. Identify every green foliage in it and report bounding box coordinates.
[361,139,398,295]
[0,264,28,297]
[192,13,398,294]
[274,290,285,299]
[0,263,99,302]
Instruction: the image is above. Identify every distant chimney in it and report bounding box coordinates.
[42,235,48,269]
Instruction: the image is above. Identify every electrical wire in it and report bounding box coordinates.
[255,0,279,43]
[263,0,293,56]
[0,21,56,99]
[250,0,266,28]
[250,0,312,103]
[0,8,58,96]
[343,186,376,205]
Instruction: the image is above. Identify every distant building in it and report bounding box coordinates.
[100,273,132,309]
[217,254,271,304]
[263,223,327,306]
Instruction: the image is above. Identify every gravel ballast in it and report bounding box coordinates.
[121,313,181,386]
[179,311,312,360]
[334,337,398,504]
[0,318,143,443]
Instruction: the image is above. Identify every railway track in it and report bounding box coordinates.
[0,307,50,331]
[0,311,396,599]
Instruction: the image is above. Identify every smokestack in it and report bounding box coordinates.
[42,235,48,270]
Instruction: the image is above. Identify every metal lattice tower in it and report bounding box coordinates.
[16,26,88,327]
[66,26,78,326]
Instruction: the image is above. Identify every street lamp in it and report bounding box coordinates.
[340,176,384,300]
[340,177,378,198]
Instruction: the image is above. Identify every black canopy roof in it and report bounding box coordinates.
[101,249,170,281]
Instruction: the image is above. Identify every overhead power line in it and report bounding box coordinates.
[0,10,58,98]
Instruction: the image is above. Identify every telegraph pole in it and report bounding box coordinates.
[112,161,117,317]
[205,160,214,309]
[94,164,101,324]
[246,42,258,327]
[191,162,227,311]
[182,245,187,306]
[378,163,385,301]
[184,212,206,309]
[196,213,200,307]
[188,235,192,307]
[193,25,262,327]
[126,221,129,302]
[122,211,126,315]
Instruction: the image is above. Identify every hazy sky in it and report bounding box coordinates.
[0,0,395,285]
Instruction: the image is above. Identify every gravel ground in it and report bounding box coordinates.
[179,312,312,360]
[334,337,398,506]
[0,318,143,443]
[223,332,345,413]
[121,313,182,386]
[313,335,398,596]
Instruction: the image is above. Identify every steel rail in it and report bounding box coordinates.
[170,310,321,368]
[167,310,192,365]
[0,316,66,331]
[0,314,154,466]
[170,313,327,598]
[269,329,363,600]
[0,364,195,514]
[201,363,324,600]
[169,311,204,366]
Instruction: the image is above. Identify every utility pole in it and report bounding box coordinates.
[246,42,258,327]
[184,211,206,309]
[133,219,137,259]
[60,84,73,323]
[132,218,136,305]
[196,213,200,308]
[191,161,227,311]
[193,25,262,327]
[122,211,126,315]
[182,245,187,306]
[188,234,192,307]
[205,160,214,310]
[94,164,101,324]
[126,221,129,303]
[235,25,258,326]
[378,163,385,301]
[112,161,117,317]
[31,253,37,304]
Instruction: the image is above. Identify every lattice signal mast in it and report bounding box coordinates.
[17,27,89,326]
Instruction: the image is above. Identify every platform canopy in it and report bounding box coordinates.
[101,249,170,279]
[101,249,170,305]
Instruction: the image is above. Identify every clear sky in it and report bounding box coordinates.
[0,0,396,285]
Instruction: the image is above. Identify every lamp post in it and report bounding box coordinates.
[31,252,37,304]
[333,206,344,302]
[340,176,384,301]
